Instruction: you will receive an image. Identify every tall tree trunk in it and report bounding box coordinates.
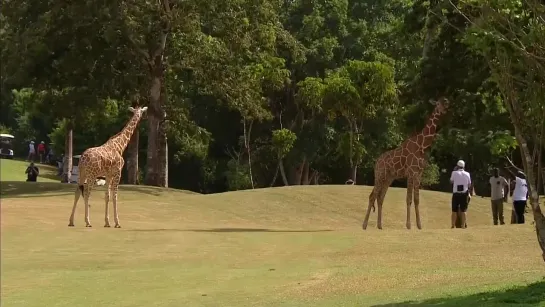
[350,166,358,183]
[158,118,168,187]
[144,15,168,187]
[145,53,165,187]
[62,124,73,183]
[126,129,139,185]
[145,91,160,186]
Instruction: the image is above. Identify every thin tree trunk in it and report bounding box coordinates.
[302,160,310,185]
[127,129,139,185]
[516,133,545,262]
[278,158,289,186]
[309,170,318,185]
[62,125,73,183]
[270,163,280,187]
[243,118,254,189]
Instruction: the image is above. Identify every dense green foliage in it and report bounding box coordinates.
[0,0,535,195]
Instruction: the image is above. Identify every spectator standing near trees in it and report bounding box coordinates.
[37,141,46,163]
[489,168,509,225]
[27,141,35,161]
[511,171,529,224]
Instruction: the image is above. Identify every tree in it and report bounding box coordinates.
[461,0,545,262]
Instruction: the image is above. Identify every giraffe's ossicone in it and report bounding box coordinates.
[68,106,148,228]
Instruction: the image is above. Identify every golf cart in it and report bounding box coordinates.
[0,134,14,159]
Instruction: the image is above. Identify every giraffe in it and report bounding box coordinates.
[68,106,148,228]
[362,97,449,230]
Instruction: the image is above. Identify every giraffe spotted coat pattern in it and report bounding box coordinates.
[362,97,449,230]
[68,106,148,228]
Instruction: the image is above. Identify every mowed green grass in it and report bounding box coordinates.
[1,159,544,306]
[0,158,59,182]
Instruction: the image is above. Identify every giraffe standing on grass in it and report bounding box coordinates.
[68,106,148,228]
[362,97,449,230]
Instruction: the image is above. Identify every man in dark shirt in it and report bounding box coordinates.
[25,162,39,182]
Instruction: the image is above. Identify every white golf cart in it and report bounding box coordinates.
[0,134,15,159]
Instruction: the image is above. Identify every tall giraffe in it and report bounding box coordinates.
[362,97,449,230]
[68,106,148,228]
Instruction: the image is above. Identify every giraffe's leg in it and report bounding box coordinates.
[362,187,379,230]
[413,178,422,230]
[83,183,95,227]
[406,178,414,230]
[68,185,83,227]
[111,173,122,228]
[376,180,393,230]
[104,179,111,228]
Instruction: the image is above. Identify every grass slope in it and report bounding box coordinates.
[0,158,59,182]
[1,160,544,307]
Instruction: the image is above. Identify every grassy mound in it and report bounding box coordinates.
[1,159,544,306]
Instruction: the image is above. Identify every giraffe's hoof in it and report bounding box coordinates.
[68,223,74,227]
[86,224,92,228]
[377,226,383,230]
[114,224,121,228]
[104,224,111,228]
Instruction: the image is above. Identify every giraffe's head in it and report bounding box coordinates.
[128,106,148,118]
[428,97,449,115]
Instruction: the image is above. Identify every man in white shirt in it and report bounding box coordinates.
[512,171,528,224]
[489,168,509,225]
[450,160,472,229]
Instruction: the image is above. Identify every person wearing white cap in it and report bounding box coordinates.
[449,159,472,229]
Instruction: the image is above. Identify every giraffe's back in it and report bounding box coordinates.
[375,144,426,180]
[79,146,123,178]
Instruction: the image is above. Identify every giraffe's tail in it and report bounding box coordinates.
[369,188,377,213]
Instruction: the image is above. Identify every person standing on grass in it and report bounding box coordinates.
[27,140,36,161]
[489,168,509,225]
[512,171,529,224]
[450,160,472,229]
[37,141,46,163]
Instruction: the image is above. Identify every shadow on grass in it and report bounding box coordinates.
[130,228,334,233]
[0,181,192,198]
[0,181,74,198]
[372,280,545,307]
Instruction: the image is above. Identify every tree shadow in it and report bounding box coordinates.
[372,280,545,307]
[0,181,75,198]
[129,228,334,233]
[0,181,197,199]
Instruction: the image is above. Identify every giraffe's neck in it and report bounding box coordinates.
[105,113,142,155]
[416,111,442,152]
